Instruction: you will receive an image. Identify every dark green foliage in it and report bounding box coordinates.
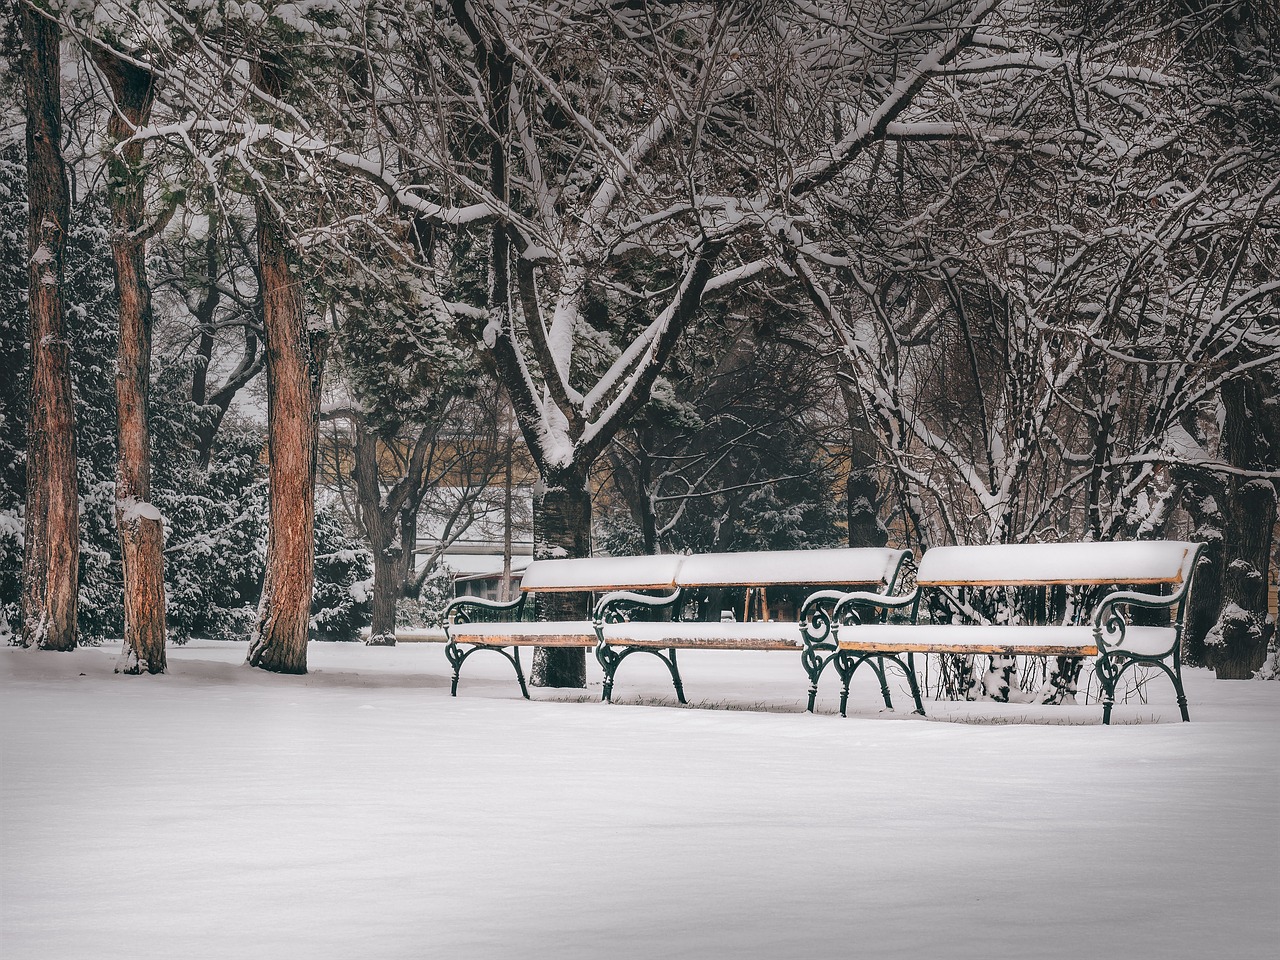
[607,309,844,557]
[158,422,268,643]
[318,238,479,433]
[310,503,372,642]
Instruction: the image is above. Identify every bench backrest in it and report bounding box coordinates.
[675,547,910,589]
[519,548,911,594]
[519,555,684,593]
[915,541,1200,588]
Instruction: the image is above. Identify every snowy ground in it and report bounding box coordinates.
[2,640,1276,960]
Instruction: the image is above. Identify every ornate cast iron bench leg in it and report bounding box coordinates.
[903,653,925,714]
[445,642,463,697]
[595,643,687,705]
[802,646,829,713]
[510,647,530,700]
[666,647,687,704]
[596,642,621,703]
[446,643,531,699]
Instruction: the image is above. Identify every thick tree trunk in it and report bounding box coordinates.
[1180,477,1225,666]
[1203,378,1277,678]
[247,200,324,674]
[96,52,167,674]
[530,473,592,688]
[19,3,78,651]
[1180,376,1278,676]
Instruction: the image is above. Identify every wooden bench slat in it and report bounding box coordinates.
[601,621,803,651]
[450,621,597,648]
[836,624,1174,657]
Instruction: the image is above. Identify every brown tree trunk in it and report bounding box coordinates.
[530,472,592,687]
[19,3,78,651]
[247,199,325,674]
[95,51,167,674]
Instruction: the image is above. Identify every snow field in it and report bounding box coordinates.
[2,641,1276,960]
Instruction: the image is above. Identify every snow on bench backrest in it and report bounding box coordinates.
[916,541,1198,587]
[519,555,684,593]
[675,547,909,588]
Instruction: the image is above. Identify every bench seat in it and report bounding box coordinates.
[599,621,804,651]
[824,540,1203,723]
[837,624,1174,657]
[594,547,911,704]
[442,555,687,698]
[447,621,597,647]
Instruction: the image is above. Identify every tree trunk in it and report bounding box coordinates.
[1179,474,1224,667]
[247,199,325,674]
[96,52,167,674]
[352,420,397,645]
[19,3,78,651]
[1203,377,1277,678]
[840,382,888,548]
[530,473,592,688]
[398,505,418,595]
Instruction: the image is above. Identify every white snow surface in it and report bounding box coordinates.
[2,641,1276,960]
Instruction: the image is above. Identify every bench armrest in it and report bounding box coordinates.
[1092,587,1184,655]
[443,594,525,626]
[594,589,682,625]
[833,588,920,626]
[798,590,850,648]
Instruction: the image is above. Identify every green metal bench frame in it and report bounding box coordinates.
[823,541,1205,724]
[594,549,913,706]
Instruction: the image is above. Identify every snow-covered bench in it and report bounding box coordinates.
[442,555,685,697]
[824,541,1205,723]
[593,547,911,705]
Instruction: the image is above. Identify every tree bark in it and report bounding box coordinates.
[95,50,167,674]
[839,382,888,548]
[353,420,398,645]
[19,2,78,651]
[1202,378,1277,679]
[530,472,592,688]
[247,199,325,674]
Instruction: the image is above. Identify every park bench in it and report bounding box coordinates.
[820,540,1205,723]
[441,555,684,697]
[593,547,911,705]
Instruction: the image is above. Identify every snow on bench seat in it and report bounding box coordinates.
[447,621,597,648]
[599,620,804,651]
[916,541,1198,586]
[371,627,447,643]
[837,624,1176,658]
